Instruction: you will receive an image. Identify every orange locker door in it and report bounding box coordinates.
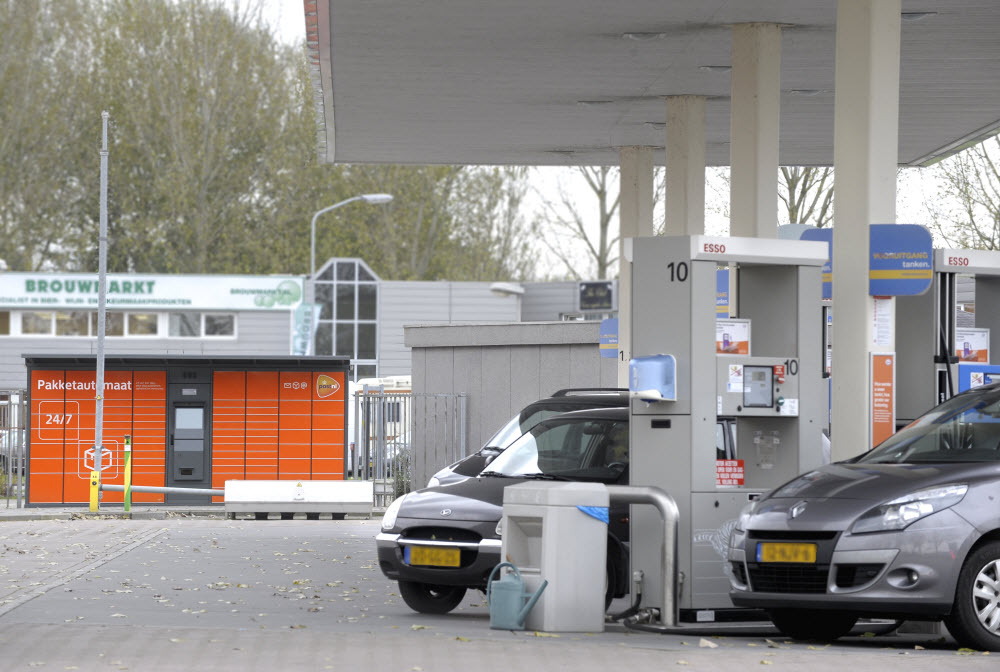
[245,371,279,479]
[311,371,346,480]
[29,370,67,504]
[278,371,311,479]
[212,371,247,502]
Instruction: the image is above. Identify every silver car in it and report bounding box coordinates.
[728,384,1000,651]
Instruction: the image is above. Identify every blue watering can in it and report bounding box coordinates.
[486,562,548,630]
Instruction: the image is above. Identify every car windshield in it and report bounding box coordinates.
[483,405,572,450]
[485,416,628,479]
[857,387,1000,464]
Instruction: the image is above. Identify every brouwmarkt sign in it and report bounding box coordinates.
[0,273,303,311]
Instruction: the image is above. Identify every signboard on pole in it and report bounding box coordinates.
[868,224,933,296]
[599,318,619,359]
[716,268,730,317]
[870,353,895,449]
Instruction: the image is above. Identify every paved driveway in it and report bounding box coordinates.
[0,516,993,671]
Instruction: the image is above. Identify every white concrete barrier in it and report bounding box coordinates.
[224,480,374,520]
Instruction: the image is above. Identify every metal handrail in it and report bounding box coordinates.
[606,485,680,627]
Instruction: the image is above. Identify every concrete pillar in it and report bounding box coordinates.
[830,0,901,461]
[618,146,655,386]
[729,23,781,238]
[663,96,707,236]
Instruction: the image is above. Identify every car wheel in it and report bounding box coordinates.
[768,609,858,642]
[605,548,620,611]
[398,580,467,614]
[944,541,1000,652]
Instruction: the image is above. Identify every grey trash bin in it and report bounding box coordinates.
[500,481,609,632]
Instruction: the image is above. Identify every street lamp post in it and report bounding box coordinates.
[308,193,393,355]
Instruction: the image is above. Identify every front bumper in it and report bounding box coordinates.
[727,509,976,617]
[376,529,502,589]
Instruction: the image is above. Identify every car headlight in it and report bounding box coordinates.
[735,500,758,532]
[427,476,441,488]
[851,484,968,534]
[495,518,503,537]
[381,494,408,531]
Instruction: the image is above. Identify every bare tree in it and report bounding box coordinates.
[705,166,834,234]
[780,166,834,227]
[538,166,620,280]
[925,136,1000,250]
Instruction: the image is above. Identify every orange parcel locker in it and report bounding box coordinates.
[278,371,312,479]
[311,371,346,479]
[245,371,279,480]
[131,370,166,503]
[29,370,67,504]
[212,371,247,502]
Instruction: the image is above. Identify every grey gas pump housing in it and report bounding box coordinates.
[896,249,1000,426]
[628,235,826,616]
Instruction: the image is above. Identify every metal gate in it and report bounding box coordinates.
[351,387,467,507]
[1,390,27,508]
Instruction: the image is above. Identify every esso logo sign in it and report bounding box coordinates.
[948,256,970,267]
[703,243,726,254]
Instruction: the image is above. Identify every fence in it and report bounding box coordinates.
[351,387,467,507]
[1,390,27,508]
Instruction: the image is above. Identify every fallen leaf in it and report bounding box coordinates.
[411,625,430,631]
[676,661,689,666]
[760,662,772,666]
[455,636,470,642]
[532,632,560,638]
[913,646,925,651]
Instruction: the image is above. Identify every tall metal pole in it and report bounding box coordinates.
[94,111,110,499]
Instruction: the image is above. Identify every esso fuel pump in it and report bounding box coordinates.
[627,235,826,622]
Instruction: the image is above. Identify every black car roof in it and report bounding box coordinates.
[522,390,629,413]
[540,406,629,423]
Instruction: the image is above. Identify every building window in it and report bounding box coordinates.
[169,313,200,337]
[22,312,53,335]
[3,310,233,339]
[127,313,158,336]
[204,314,234,336]
[91,312,125,336]
[55,311,89,336]
[314,259,380,378]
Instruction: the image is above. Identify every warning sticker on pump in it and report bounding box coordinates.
[716,459,744,487]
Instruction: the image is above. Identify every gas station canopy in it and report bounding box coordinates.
[309,1,1000,168]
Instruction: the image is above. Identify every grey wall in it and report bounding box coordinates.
[378,281,519,376]
[405,321,618,487]
[0,311,292,390]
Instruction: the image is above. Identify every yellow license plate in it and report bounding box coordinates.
[757,542,817,563]
[407,546,460,567]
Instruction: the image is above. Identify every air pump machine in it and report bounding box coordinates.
[627,235,827,621]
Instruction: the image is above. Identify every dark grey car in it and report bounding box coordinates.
[377,407,631,614]
[728,383,1000,651]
